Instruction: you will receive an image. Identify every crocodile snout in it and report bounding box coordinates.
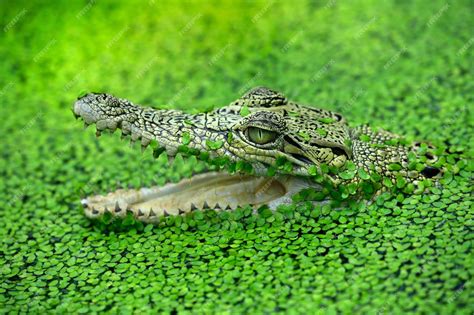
[74,93,125,125]
[74,94,101,124]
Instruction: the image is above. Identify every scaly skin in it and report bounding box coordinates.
[73,87,440,222]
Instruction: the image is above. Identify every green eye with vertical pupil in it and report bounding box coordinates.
[247,127,278,144]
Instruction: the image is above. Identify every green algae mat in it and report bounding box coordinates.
[1,1,473,314]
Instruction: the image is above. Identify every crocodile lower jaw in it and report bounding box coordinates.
[81,172,314,223]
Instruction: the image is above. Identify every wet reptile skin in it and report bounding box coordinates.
[73,87,439,222]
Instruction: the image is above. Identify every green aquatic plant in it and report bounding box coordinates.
[0,0,472,313]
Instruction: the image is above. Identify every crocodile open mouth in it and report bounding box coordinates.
[74,94,314,222]
[81,172,312,223]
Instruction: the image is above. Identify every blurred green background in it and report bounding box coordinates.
[1,0,472,313]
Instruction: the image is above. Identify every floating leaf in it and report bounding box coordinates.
[298,131,311,141]
[206,139,224,150]
[339,170,356,180]
[388,163,402,171]
[181,132,191,145]
[239,105,250,117]
[184,119,196,127]
[316,129,328,136]
[358,168,370,180]
[318,117,336,124]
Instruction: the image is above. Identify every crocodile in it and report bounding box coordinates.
[73,87,441,223]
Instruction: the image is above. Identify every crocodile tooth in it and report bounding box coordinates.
[131,132,141,141]
[141,137,151,147]
[92,207,99,215]
[214,203,221,210]
[149,209,157,217]
[138,209,145,217]
[121,128,130,135]
[190,203,198,211]
[163,210,170,217]
[114,202,121,213]
[202,201,210,209]
[166,147,178,156]
[108,121,118,132]
[96,120,107,131]
[178,208,185,215]
[225,205,232,210]
[121,121,131,132]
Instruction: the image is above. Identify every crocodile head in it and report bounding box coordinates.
[73,87,441,222]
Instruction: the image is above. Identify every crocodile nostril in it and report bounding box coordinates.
[425,152,436,160]
[421,166,440,178]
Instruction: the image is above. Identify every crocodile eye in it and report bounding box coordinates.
[247,127,278,145]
